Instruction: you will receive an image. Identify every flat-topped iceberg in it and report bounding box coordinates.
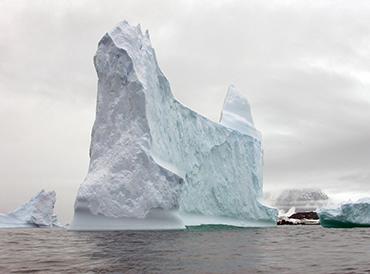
[0,190,60,228]
[70,21,277,230]
[318,198,370,228]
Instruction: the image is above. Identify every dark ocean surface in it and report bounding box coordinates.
[0,226,369,273]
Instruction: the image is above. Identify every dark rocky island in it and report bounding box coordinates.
[277,211,320,225]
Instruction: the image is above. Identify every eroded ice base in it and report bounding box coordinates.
[0,214,34,229]
[179,212,277,228]
[69,210,277,231]
[69,208,186,231]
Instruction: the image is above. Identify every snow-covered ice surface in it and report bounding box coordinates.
[318,198,370,228]
[70,21,277,230]
[0,190,60,228]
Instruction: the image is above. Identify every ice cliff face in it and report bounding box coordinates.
[0,190,60,228]
[318,198,370,228]
[71,21,277,230]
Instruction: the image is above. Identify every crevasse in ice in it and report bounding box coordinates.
[70,21,277,230]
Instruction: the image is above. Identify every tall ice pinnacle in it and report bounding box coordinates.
[70,21,277,230]
[220,85,260,139]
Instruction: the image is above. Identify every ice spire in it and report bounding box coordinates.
[220,85,260,138]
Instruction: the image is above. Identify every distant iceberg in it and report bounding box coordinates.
[0,190,61,228]
[318,198,370,228]
[266,188,329,212]
[70,21,277,230]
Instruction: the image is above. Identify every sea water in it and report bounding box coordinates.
[0,226,369,273]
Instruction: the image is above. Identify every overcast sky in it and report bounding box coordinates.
[1,0,370,222]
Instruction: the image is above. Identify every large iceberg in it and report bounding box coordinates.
[318,198,370,228]
[0,190,60,228]
[70,21,277,230]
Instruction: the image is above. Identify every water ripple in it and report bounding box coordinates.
[0,226,369,273]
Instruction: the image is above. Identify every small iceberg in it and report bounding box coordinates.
[318,198,370,228]
[0,190,61,228]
